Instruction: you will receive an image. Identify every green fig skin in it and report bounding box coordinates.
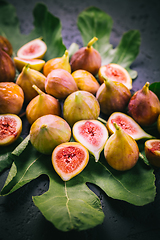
[128,82,160,126]
[63,90,100,127]
[104,123,139,171]
[96,77,131,115]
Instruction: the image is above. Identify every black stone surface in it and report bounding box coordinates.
[0,0,160,239]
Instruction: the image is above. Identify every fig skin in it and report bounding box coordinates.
[0,35,13,56]
[30,114,71,155]
[96,76,131,115]
[128,82,160,126]
[14,57,45,72]
[16,64,46,103]
[0,48,16,82]
[157,114,160,134]
[0,82,24,115]
[145,139,160,167]
[104,122,139,171]
[45,69,78,99]
[0,113,22,146]
[70,37,101,76]
[26,85,61,125]
[63,90,100,127]
[71,69,100,95]
[43,50,71,76]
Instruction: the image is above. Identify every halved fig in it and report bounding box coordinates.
[98,63,132,90]
[107,112,153,140]
[14,57,45,72]
[30,114,71,155]
[145,139,160,167]
[52,142,89,181]
[0,114,22,146]
[73,120,108,162]
[17,38,47,60]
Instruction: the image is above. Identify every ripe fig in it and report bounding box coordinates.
[0,48,16,82]
[26,85,61,125]
[0,82,24,115]
[128,82,160,126]
[145,139,160,167]
[73,120,108,162]
[17,38,47,60]
[157,114,160,134]
[52,142,89,181]
[104,122,139,171]
[14,57,45,72]
[43,50,71,76]
[16,64,46,102]
[98,63,132,90]
[107,112,153,140]
[96,75,131,115]
[63,90,100,127]
[71,69,100,95]
[45,69,78,99]
[0,114,22,146]
[0,35,13,56]
[70,37,101,76]
[30,114,71,155]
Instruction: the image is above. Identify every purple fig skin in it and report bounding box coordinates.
[128,82,160,126]
[0,48,16,82]
[0,36,13,56]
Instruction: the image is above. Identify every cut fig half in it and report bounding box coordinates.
[73,120,109,162]
[98,63,132,90]
[107,112,153,140]
[145,139,160,167]
[0,114,22,146]
[17,38,47,60]
[52,142,89,181]
[14,57,45,72]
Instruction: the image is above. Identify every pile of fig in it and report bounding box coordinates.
[1,35,160,182]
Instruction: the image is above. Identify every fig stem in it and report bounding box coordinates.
[87,37,98,48]
[98,117,107,125]
[142,81,150,94]
[64,50,69,57]
[113,122,120,131]
[32,84,44,96]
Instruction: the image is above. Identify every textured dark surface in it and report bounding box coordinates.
[0,0,160,239]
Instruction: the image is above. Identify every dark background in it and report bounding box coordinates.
[0,0,160,239]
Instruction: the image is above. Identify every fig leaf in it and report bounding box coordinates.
[149,82,160,100]
[0,1,66,60]
[77,6,141,79]
[0,136,156,231]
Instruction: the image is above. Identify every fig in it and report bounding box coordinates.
[0,48,16,82]
[52,142,89,181]
[26,85,61,125]
[17,38,47,60]
[0,113,22,146]
[14,57,45,72]
[145,139,160,167]
[73,120,108,162]
[0,82,24,115]
[63,90,100,127]
[71,69,100,95]
[45,69,78,99]
[107,112,153,140]
[70,37,101,76]
[0,35,13,56]
[98,63,132,90]
[16,64,46,102]
[30,114,71,155]
[43,50,71,76]
[96,75,131,115]
[157,114,160,134]
[128,82,160,126]
[104,122,139,171]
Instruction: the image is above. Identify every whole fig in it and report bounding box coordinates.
[0,48,16,82]
[0,82,24,114]
[70,37,101,76]
[26,85,61,125]
[0,35,13,56]
[128,82,160,126]
[16,64,46,102]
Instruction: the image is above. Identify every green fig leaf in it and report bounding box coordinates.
[0,1,66,60]
[149,82,160,100]
[77,6,141,79]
